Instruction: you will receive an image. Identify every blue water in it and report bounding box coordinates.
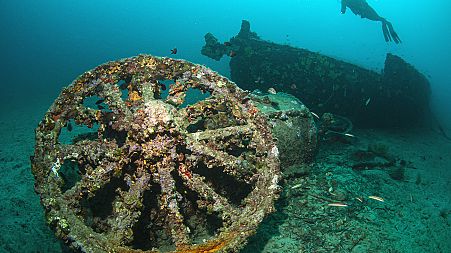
[1,1,450,252]
[1,0,450,126]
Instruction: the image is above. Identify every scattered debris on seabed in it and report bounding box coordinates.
[242,129,451,253]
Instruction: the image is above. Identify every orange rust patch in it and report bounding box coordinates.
[72,82,84,93]
[176,232,236,253]
[95,110,102,121]
[129,91,142,102]
[192,67,199,75]
[247,105,259,116]
[116,233,236,253]
[107,64,121,75]
[52,113,61,121]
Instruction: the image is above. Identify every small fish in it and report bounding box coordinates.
[290,184,302,189]
[328,203,348,207]
[365,97,371,106]
[368,195,384,202]
[224,41,231,46]
[95,99,104,105]
[311,112,320,119]
[97,104,105,110]
[229,50,237,57]
[67,122,73,132]
[344,133,355,138]
[267,88,277,94]
[170,48,177,54]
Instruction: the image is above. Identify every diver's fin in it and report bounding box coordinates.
[382,22,391,42]
[386,21,402,44]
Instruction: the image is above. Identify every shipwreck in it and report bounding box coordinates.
[202,20,431,127]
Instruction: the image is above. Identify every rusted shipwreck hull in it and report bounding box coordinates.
[202,20,431,127]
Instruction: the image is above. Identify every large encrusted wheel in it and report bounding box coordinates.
[31,55,281,252]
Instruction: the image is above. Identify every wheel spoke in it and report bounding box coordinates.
[62,161,119,202]
[157,156,191,247]
[58,140,120,163]
[71,106,99,128]
[96,82,133,131]
[176,95,237,129]
[180,169,238,220]
[187,125,253,142]
[165,80,188,107]
[106,168,151,244]
[139,79,170,104]
[185,138,255,182]
[58,140,122,201]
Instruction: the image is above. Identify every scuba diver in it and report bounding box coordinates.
[341,0,401,44]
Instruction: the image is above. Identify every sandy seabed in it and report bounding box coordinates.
[0,105,450,253]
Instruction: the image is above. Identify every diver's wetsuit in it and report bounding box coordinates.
[341,0,401,44]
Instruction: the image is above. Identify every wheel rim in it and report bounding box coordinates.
[31,55,280,252]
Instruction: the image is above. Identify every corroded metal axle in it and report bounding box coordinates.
[31,55,280,252]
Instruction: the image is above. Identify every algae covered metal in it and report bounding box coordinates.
[250,91,318,168]
[202,20,431,127]
[31,55,281,252]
